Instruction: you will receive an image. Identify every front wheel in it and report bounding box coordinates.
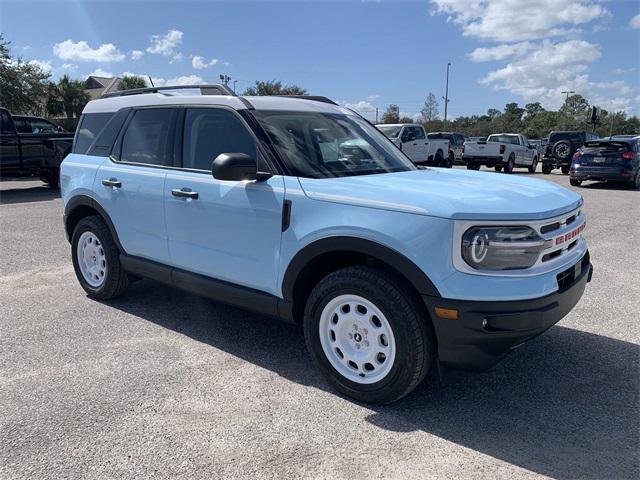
[304,266,435,404]
[71,215,130,300]
[570,178,582,187]
[528,157,538,173]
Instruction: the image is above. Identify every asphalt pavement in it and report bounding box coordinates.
[1,169,638,479]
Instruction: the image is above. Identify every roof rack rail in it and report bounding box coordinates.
[276,95,338,105]
[101,84,236,99]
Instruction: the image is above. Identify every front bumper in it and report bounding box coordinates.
[422,252,593,372]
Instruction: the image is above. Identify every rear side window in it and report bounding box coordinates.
[74,113,115,154]
[119,108,175,166]
[182,108,257,171]
[1,110,15,134]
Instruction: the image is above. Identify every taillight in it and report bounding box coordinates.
[499,144,506,155]
[573,151,581,159]
[622,151,636,160]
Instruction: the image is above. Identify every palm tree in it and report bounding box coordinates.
[53,75,90,118]
[118,75,147,90]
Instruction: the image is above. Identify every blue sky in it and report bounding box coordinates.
[1,0,639,120]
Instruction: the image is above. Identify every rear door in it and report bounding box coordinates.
[164,106,285,295]
[0,109,20,173]
[94,107,176,264]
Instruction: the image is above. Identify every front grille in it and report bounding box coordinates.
[541,222,561,234]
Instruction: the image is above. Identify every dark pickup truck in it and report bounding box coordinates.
[1,107,74,187]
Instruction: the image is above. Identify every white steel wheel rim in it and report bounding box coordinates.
[319,294,396,385]
[77,231,107,288]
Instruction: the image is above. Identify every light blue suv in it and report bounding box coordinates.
[61,85,592,403]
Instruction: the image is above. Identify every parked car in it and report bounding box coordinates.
[463,133,539,173]
[528,139,545,155]
[0,108,74,187]
[542,131,599,175]
[570,137,639,189]
[61,85,592,404]
[427,132,468,165]
[376,124,451,167]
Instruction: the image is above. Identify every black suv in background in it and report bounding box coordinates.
[542,130,599,174]
[0,108,74,187]
[570,137,639,189]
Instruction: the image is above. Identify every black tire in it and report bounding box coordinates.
[71,215,129,300]
[631,170,640,190]
[303,266,435,404]
[561,165,570,175]
[434,150,444,167]
[466,163,480,170]
[528,157,538,173]
[41,168,59,188]
[494,165,503,172]
[542,164,552,174]
[552,140,573,161]
[447,152,455,168]
[570,178,582,187]
[504,155,515,173]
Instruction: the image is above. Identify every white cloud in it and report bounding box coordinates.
[594,81,632,95]
[430,0,608,42]
[630,14,640,29]
[613,67,636,75]
[61,63,78,71]
[147,29,183,57]
[130,50,144,60]
[27,59,53,74]
[479,40,601,109]
[53,39,125,62]
[87,68,114,78]
[192,55,219,69]
[366,94,380,102]
[22,45,32,51]
[468,41,535,62]
[340,100,376,113]
[152,75,204,87]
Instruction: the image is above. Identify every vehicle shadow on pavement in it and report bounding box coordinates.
[109,280,639,480]
[578,181,638,191]
[0,185,60,205]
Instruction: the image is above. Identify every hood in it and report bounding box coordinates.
[297,168,583,221]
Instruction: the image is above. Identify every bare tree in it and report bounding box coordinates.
[420,93,439,123]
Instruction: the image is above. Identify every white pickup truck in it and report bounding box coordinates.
[463,133,539,173]
[376,124,452,167]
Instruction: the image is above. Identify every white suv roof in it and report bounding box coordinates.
[83,90,352,116]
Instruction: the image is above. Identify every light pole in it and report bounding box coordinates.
[561,90,575,129]
[233,80,238,94]
[443,62,451,130]
[219,74,231,86]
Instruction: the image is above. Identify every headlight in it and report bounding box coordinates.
[462,226,547,270]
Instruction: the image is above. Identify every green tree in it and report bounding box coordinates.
[399,116,414,124]
[0,34,50,115]
[243,79,307,96]
[118,75,147,90]
[560,94,590,129]
[381,104,400,124]
[50,75,90,118]
[524,102,545,121]
[420,93,439,123]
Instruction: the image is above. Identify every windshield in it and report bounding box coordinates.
[376,125,402,138]
[253,111,416,178]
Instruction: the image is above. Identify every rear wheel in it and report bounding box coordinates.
[304,266,435,404]
[434,150,444,167]
[447,152,455,168]
[528,157,538,173]
[504,155,515,173]
[494,165,503,172]
[466,163,480,170]
[41,168,59,188]
[632,171,640,190]
[570,178,582,187]
[71,215,129,300]
[542,164,552,174]
[561,165,570,175]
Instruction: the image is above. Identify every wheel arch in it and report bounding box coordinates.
[281,236,441,323]
[64,195,124,252]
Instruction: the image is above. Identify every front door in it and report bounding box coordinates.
[164,107,285,295]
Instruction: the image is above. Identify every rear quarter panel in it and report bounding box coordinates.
[60,153,106,208]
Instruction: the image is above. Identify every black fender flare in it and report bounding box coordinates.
[64,195,125,252]
[281,236,441,302]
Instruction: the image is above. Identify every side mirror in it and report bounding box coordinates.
[212,153,258,181]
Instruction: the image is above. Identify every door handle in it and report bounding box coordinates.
[171,188,199,200]
[102,178,121,188]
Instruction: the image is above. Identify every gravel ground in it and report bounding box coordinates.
[1,169,638,480]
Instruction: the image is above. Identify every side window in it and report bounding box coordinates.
[13,118,30,133]
[1,110,15,134]
[75,112,115,154]
[29,119,59,133]
[120,108,175,166]
[415,127,425,139]
[182,108,257,171]
[400,127,410,142]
